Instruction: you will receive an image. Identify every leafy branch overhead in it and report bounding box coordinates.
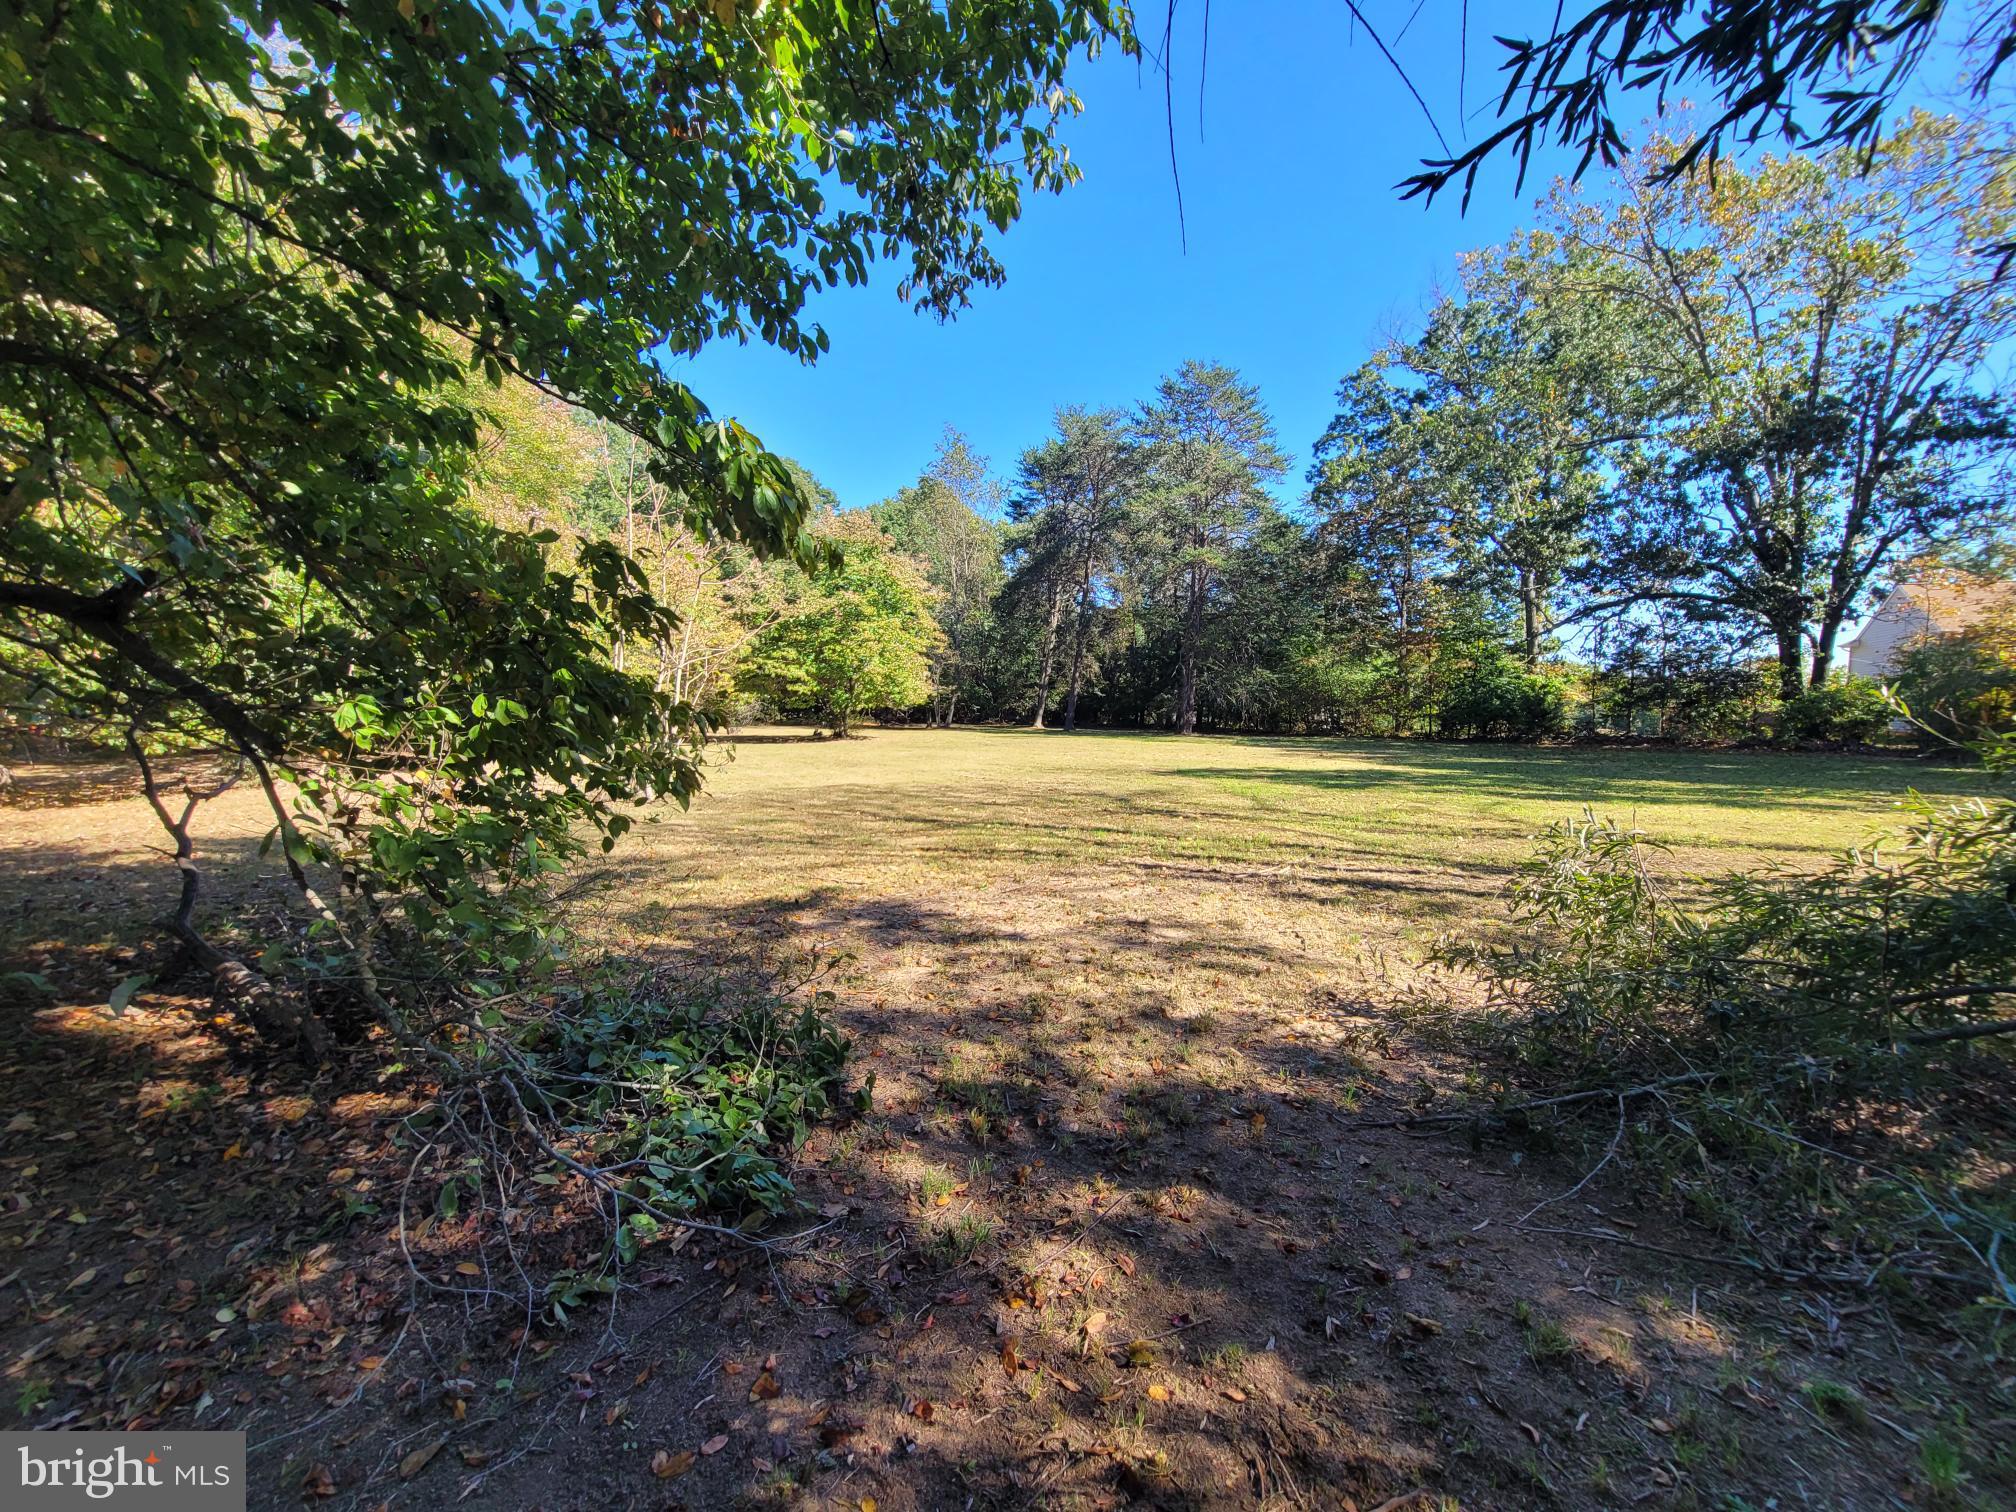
[0,0,1130,1052]
[1400,0,2016,205]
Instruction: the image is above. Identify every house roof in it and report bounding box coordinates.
[1846,573,2016,648]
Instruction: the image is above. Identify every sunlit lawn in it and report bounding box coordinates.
[588,727,1988,1024]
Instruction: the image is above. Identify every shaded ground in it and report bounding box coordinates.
[1,730,2003,1510]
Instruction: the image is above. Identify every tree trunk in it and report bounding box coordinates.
[1519,568,1542,667]
[1030,580,1065,729]
[1176,562,1203,735]
[1774,620,1807,704]
[1809,611,1843,690]
[1062,548,1097,732]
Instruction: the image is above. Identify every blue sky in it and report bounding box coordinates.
[672,1,1589,512]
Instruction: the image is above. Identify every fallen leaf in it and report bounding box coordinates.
[455,1262,481,1277]
[1112,1252,1136,1278]
[1081,1309,1110,1337]
[397,1439,444,1479]
[1222,1387,1248,1403]
[749,1370,781,1401]
[1000,1338,1020,1377]
[651,1448,695,1479]
[302,1465,336,1497]
[908,1397,935,1423]
[699,1434,729,1456]
[1147,1382,1171,1401]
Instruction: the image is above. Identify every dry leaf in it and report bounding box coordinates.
[699,1434,729,1456]
[651,1448,695,1479]
[302,1465,337,1497]
[1081,1309,1110,1337]
[454,1262,480,1277]
[908,1398,935,1423]
[397,1439,444,1479]
[1000,1338,1020,1377]
[1222,1387,1248,1403]
[1112,1252,1136,1278]
[749,1370,781,1402]
[1147,1383,1171,1402]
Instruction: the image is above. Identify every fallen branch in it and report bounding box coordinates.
[1339,1071,1717,1131]
[1901,1017,2016,1046]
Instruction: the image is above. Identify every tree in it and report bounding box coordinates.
[1133,363,1288,733]
[1002,408,1139,729]
[1309,369,1478,734]
[0,0,1128,1052]
[1406,0,2016,210]
[871,430,1004,726]
[736,517,943,735]
[1555,119,2016,699]
[1381,236,1666,665]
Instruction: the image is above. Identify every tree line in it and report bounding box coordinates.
[522,113,2013,744]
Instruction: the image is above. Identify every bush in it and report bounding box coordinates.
[1893,630,2016,742]
[1438,657,1569,740]
[1431,734,2016,1307]
[1779,675,1895,742]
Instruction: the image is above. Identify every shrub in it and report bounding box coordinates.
[1433,732,2016,1307]
[1779,675,1894,742]
[1893,629,2016,742]
[1438,656,1569,740]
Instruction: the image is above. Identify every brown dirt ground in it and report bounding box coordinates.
[1,732,2007,1511]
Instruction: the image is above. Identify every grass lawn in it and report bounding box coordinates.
[0,730,2001,1510]
[591,727,1986,1014]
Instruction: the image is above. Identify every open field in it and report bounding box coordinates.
[1,730,2005,1510]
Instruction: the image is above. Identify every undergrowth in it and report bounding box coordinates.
[1422,729,2016,1329]
[404,957,866,1327]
